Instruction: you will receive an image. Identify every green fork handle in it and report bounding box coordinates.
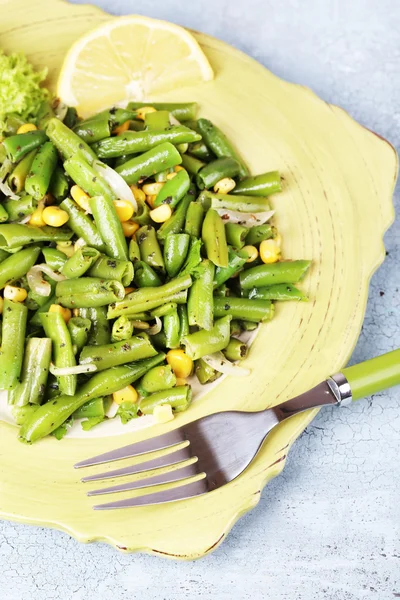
[342,348,400,401]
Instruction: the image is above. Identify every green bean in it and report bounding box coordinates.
[45,118,97,164]
[61,246,100,279]
[137,225,165,272]
[213,296,273,322]
[202,208,229,267]
[73,115,111,144]
[213,247,249,288]
[151,331,167,350]
[94,126,200,159]
[30,294,56,327]
[0,299,28,390]
[67,317,91,353]
[145,110,170,130]
[179,237,202,276]
[56,277,125,308]
[93,108,138,127]
[8,149,38,193]
[241,320,259,332]
[181,153,205,175]
[90,195,128,261]
[129,120,145,132]
[245,224,274,245]
[225,223,248,249]
[2,130,49,163]
[88,254,134,286]
[139,385,191,415]
[132,199,151,225]
[188,259,214,331]
[42,248,67,271]
[128,102,198,121]
[63,107,79,129]
[187,141,214,161]
[60,198,105,252]
[0,249,10,265]
[154,168,172,182]
[49,167,70,201]
[232,171,282,197]
[246,283,308,302]
[2,195,37,222]
[107,274,192,318]
[111,315,134,341]
[195,358,221,384]
[73,397,105,420]
[0,204,8,223]
[157,189,194,242]
[196,157,240,190]
[230,319,242,336]
[78,306,110,346]
[79,333,157,371]
[12,404,39,426]
[25,142,58,201]
[177,304,189,342]
[164,308,180,349]
[0,223,73,248]
[40,311,76,396]
[151,302,178,318]
[9,337,52,406]
[64,152,116,202]
[140,364,176,393]
[163,233,190,278]
[128,237,141,262]
[133,261,162,288]
[183,315,231,360]
[222,337,248,362]
[26,279,56,311]
[3,114,25,135]
[19,353,166,442]
[196,118,249,178]
[184,202,204,237]
[0,246,41,289]
[239,260,312,289]
[154,168,190,208]
[198,189,271,213]
[115,142,182,185]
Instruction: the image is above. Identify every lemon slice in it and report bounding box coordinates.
[57,15,214,117]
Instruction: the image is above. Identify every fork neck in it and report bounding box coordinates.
[273,380,338,421]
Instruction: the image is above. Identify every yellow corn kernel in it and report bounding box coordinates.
[0,296,3,314]
[49,304,72,323]
[112,121,130,135]
[56,241,75,257]
[113,199,134,222]
[136,106,157,120]
[42,206,69,227]
[145,195,156,209]
[113,385,138,405]
[29,203,45,227]
[142,182,164,196]
[121,220,139,237]
[150,204,172,223]
[124,287,135,295]
[175,377,188,386]
[4,285,27,302]
[72,309,80,317]
[17,123,37,134]
[153,404,174,424]
[71,185,91,213]
[166,349,193,379]
[260,239,281,264]
[214,177,236,194]
[166,171,177,180]
[174,165,185,172]
[242,245,259,263]
[130,185,146,202]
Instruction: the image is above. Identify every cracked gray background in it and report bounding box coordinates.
[1,0,399,598]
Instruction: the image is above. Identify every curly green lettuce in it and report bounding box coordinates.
[0,50,49,135]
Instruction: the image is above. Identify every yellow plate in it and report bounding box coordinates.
[0,0,397,559]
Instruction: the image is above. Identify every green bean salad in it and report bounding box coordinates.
[0,100,311,443]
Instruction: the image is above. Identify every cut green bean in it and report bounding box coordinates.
[42,248,67,271]
[63,107,79,129]
[163,233,190,278]
[246,283,308,302]
[111,316,134,342]
[115,142,182,185]
[213,247,249,289]
[132,199,151,225]
[187,141,214,161]
[0,204,9,223]
[157,189,194,242]
[40,311,76,396]
[73,115,111,144]
[60,198,106,252]
[213,296,273,322]
[25,141,58,201]
[79,333,157,371]
[140,364,176,393]
[245,224,274,245]
[2,195,35,222]
[177,304,189,342]
[49,167,70,201]
[179,237,202,276]
[128,237,141,263]
[0,246,41,289]
[198,190,271,213]
[134,261,162,288]
[230,320,242,337]
[0,223,73,248]
[73,397,105,420]
[61,246,100,279]
[30,294,57,327]
[128,102,198,121]
[181,153,205,175]
[139,386,191,414]
[2,130,48,163]
[8,149,38,193]
[154,168,190,208]
[88,254,134,286]
[184,202,204,237]
[137,225,165,272]
[45,117,97,164]
[196,157,240,190]
[151,302,178,318]
[196,118,249,178]
[164,308,180,349]
[90,195,128,261]
[202,208,229,267]
[9,337,51,406]
[225,223,248,249]
[188,259,215,331]
[145,110,170,130]
[239,260,312,289]
[64,152,116,202]
[0,299,28,390]
[222,337,248,362]
[182,315,232,360]
[79,306,110,346]
[56,276,125,308]
[195,358,221,385]
[232,171,282,197]
[67,317,91,353]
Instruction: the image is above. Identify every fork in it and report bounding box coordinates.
[75,349,400,509]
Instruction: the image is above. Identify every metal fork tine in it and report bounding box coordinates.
[93,478,208,510]
[74,430,185,469]
[81,446,192,483]
[88,462,198,496]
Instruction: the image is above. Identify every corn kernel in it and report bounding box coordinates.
[242,245,259,263]
[166,349,193,379]
[150,204,172,223]
[42,206,69,227]
[121,220,139,237]
[56,241,75,257]
[146,195,157,209]
[71,185,91,213]
[174,165,185,172]
[49,304,72,323]
[142,182,164,196]
[136,106,157,121]
[153,404,174,424]
[175,377,188,386]
[112,121,130,135]
[4,285,27,302]
[166,171,178,180]
[113,199,134,222]
[0,297,3,314]
[130,185,146,202]
[214,177,236,194]
[17,123,37,134]
[113,385,138,405]
[72,309,80,317]
[124,287,135,295]
[260,239,281,264]
[29,203,45,227]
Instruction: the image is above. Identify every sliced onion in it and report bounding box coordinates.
[201,352,251,377]
[0,158,13,182]
[74,237,87,250]
[27,264,66,297]
[49,363,97,376]
[53,99,69,121]
[105,401,120,419]
[93,160,137,211]
[18,215,31,224]
[147,316,162,335]
[169,114,181,126]
[214,208,275,226]
[131,320,150,330]
[0,180,19,200]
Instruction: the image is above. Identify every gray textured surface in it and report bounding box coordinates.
[1,1,399,598]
